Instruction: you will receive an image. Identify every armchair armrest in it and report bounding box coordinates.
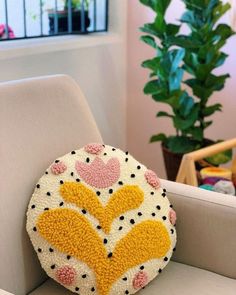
[161,179,236,279]
[0,289,14,295]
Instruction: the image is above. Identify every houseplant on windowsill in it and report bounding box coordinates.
[48,0,90,34]
[140,0,235,181]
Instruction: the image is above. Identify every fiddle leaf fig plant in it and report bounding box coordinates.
[140,0,235,156]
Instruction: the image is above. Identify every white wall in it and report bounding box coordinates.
[127,0,236,178]
[0,0,127,149]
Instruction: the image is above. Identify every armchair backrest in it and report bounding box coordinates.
[0,75,102,294]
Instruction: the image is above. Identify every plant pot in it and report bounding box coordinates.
[48,10,90,34]
[161,143,183,181]
[161,139,215,181]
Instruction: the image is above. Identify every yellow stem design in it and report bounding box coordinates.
[37,209,171,295]
[60,182,144,234]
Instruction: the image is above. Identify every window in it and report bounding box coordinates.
[0,0,108,41]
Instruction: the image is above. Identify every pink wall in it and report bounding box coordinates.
[127,0,236,179]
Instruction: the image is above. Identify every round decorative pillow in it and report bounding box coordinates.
[26,143,177,295]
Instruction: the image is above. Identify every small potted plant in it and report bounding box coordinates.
[48,0,90,34]
[139,0,235,180]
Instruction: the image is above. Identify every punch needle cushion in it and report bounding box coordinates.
[26,143,177,295]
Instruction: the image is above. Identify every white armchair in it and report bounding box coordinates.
[0,75,235,295]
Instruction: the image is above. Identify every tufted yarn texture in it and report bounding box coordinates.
[26,144,177,295]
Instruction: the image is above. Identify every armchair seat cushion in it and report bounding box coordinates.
[29,262,236,295]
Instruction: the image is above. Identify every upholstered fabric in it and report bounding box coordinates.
[0,75,102,295]
[26,144,176,295]
[162,179,236,279]
[1,75,236,295]
[29,261,236,295]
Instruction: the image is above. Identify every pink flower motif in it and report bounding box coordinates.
[55,265,76,286]
[84,143,104,155]
[133,271,148,290]
[76,157,120,188]
[144,169,161,189]
[50,161,67,175]
[169,209,177,225]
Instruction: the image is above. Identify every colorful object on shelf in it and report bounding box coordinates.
[200,167,232,180]
[199,184,214,191]
[202,177,229,186]
[26,144,177,295]
[0,24,15,39]
[213,180,235,196]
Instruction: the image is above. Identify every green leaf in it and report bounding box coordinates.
[206,149,232,165]
[214,52,228,68]
[205,74,230,91]
[213,24,235,41]
[169,36,201,48]
[168,68,184,91]
[178,91,194,117]
[203,121,213,129]
[142,57,160,71]
[180,11,195,25]
[184,126,203,141]
[152,91,181,108]
[139,0,172,13]
[173,104,199,130]
[184,78,213,100]
[157,0,171,13]
[140,35,157,49]
[144,80,162,95]
[156,111,173,118]
[202,103,222,116]
[166,136,201,153]
[212,3,231,24]
[139,0,159,11]
[140,23,162,38]
[171,48,185,73]
[150,133,167,143]
[166,24,180,36]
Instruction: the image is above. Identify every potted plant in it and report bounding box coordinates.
[48,0,90,34]
[139,0,235,180]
